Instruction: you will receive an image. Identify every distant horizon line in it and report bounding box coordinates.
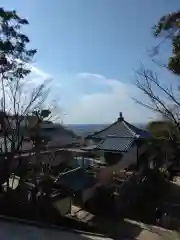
[65,122,147,125]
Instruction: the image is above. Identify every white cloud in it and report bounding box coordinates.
[30,66,51,79]
[27,65,52,85]
[17,68,155,124]
[25,65,62,101]
[29,65,62,92]
[14,60,52,86]
[63,73,155,124]
[77,73,106,81]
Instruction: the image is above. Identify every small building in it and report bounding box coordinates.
[85,112,151,183]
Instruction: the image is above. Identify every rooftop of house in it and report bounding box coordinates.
[86,112,151,140]
[85,112,151,152]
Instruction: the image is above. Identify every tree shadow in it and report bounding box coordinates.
[87,216,143,240]
[159,179,180,231]
[0,218,108,240]
[123,177,180,231]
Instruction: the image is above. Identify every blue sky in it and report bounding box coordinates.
[1,0,180,124]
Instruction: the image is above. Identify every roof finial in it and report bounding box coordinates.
[118,112,124,121]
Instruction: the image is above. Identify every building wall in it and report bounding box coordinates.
[104,152,123,165]
[20,140,33,151]
[97,142,149,185]
[0,138,33,152]
[97,145,139,185]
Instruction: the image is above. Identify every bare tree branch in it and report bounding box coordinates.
[134,65,180,127]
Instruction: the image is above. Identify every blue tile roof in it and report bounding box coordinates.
[87,119,151,139]
[96,137,134,152]
[124,121,151,138]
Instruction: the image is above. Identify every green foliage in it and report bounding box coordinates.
[147,120,180,165]
[40,109,51,119]
[147,120,175,138]
[32,109,51,123]
[153,11,180,37]
[0,7,37,79]
[153,11,180,75]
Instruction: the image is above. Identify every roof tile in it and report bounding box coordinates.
[88,120,151,139]
[96,137,134,152]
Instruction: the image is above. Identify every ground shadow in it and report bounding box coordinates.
[88,216,143,240]
[159,179,180,231]
[0,193,101,234]
[70,199,143,239]
[124,177,180,231]
[0,218,107,240]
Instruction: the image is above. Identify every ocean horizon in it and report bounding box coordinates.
[66,123,147,136]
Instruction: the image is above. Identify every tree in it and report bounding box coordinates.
[0,8,49,186]
[153,11,180,75]
[28,109,51,174]
[146,120,180,164]
[147,120,173,138]
[138,10,180,125]
[134,65,180,128]
[134,10,180,165]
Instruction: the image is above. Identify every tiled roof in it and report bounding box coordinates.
[124,121,151,138]
[96,136,134,152]
[87,119,151,139]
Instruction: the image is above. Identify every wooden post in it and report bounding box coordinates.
[136,140,139,170]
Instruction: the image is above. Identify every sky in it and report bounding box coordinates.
[0,0,180,124]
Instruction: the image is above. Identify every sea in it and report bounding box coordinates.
[66,123,147,137]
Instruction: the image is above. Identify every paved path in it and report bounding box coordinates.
[0,216,176,240]
[0,202,175,240]
[0,220,112,240]
[69,205,176,239]
[125,219,174,240]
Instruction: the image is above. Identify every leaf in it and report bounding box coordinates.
[153,10,180,75]
[40,109,51,118]
[18,18,29,25]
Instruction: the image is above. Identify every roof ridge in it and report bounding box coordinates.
[123,121,136,136]
[106,135,135,138]
[86,119,150,139]
[124,120,150,133]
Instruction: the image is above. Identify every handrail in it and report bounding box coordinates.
[58,167,81,177]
